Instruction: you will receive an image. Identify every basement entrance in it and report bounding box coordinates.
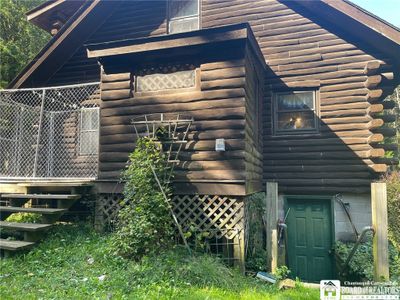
[285,197,334,282]
[0,83,100,180]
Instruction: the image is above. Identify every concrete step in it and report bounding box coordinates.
[0,194,80,200]
[0,221,52,232]
[0,239,35,251]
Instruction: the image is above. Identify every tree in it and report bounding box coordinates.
[0,0,50,88]
[384,85,400,170]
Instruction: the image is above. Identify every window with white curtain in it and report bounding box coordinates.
[273,91,319,135]
[168,0,199,34]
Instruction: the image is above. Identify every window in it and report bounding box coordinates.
[273,91,318,135]
[136,69,196,93]
[79,107,99,155]
[168,0,199,34]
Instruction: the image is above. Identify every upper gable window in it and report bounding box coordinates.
[273,91,319,135]
[168,0,199,34]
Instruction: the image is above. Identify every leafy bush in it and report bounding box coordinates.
[384,172,400,249]
[335,234,400,281]
[6,212,41,223]
[274,266,291,281]
[245,192,268,272]
[109,137,174,259]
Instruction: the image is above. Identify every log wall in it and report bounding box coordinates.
[42,0,399,193]
[244,47,264,193]
[202,0,398,193]
[98,53,256,195]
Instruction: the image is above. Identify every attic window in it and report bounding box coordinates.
[273,91,319,135]
[135,69,196,93]
[168,0,199,34]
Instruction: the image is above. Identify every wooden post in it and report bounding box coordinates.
[233,229,245,273]
[94,194,105,232]
[371,182,389,281]
[266,182,279,273]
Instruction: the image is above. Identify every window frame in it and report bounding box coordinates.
[79,107,99,156]
[272,90,320,136]
[167,0,200,34]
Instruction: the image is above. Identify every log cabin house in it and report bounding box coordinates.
[0,0,399,282]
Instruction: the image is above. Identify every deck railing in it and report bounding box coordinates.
[0,82,100,180]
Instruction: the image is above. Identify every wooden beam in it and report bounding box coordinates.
[266,182,279,273]
[371,182,389,281]
[87,27,248,58]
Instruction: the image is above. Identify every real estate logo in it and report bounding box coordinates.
[320,280,341,300]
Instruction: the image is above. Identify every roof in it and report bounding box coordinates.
[26,0,85,33]
[294,0,400,60]
[8,0,400,89]
[8,0,118,89]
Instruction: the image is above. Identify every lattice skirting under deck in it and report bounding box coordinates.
[94,193,124,231]
[171,194,244,240]
[95,194,244,240]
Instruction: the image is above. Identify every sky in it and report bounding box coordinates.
[349,0,400,28]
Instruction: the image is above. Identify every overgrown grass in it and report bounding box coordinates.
[0,224,318,299]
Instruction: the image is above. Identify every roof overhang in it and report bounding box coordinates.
[86,23,267,70]
[26,0,85,33]
[8,0,119,89]
[86,23,266,64]
[293,0,400,65]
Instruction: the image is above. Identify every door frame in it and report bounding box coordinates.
[283,195,336,280]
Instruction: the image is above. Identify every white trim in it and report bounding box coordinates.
[79,107,100,156]
[27,0,66,21]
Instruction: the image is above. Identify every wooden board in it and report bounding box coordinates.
[0,207,67,215]
[0,221,52,232]
[0,239,35,251]
[0,194,80,200]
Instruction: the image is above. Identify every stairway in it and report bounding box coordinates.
[0,192,81,256]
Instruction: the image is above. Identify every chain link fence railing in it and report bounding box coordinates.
[0,82,100,179]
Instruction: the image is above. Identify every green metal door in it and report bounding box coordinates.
[286,197,334,282]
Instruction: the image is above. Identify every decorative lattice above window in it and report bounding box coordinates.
[136,69,196,93]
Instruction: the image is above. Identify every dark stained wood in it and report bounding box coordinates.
[16,0,399,194]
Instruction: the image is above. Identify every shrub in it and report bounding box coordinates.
[335,234,400,281]
[384,172,400,249]
[109,137,174,259]
[245,192,268,272]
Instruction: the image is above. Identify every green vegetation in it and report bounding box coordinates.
[335,233,400,281]
[110,137,174,259]
[0,0,50,88]
[0,224,319,300]
[245,192,268,272]
[385,171,400,249]
[383,86,400,168]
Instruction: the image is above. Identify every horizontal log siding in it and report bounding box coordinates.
[202,0,397,193]
[41,0,398,193]
[244,48,263,193]
[46,1,167,86]
[98,58,248,193]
